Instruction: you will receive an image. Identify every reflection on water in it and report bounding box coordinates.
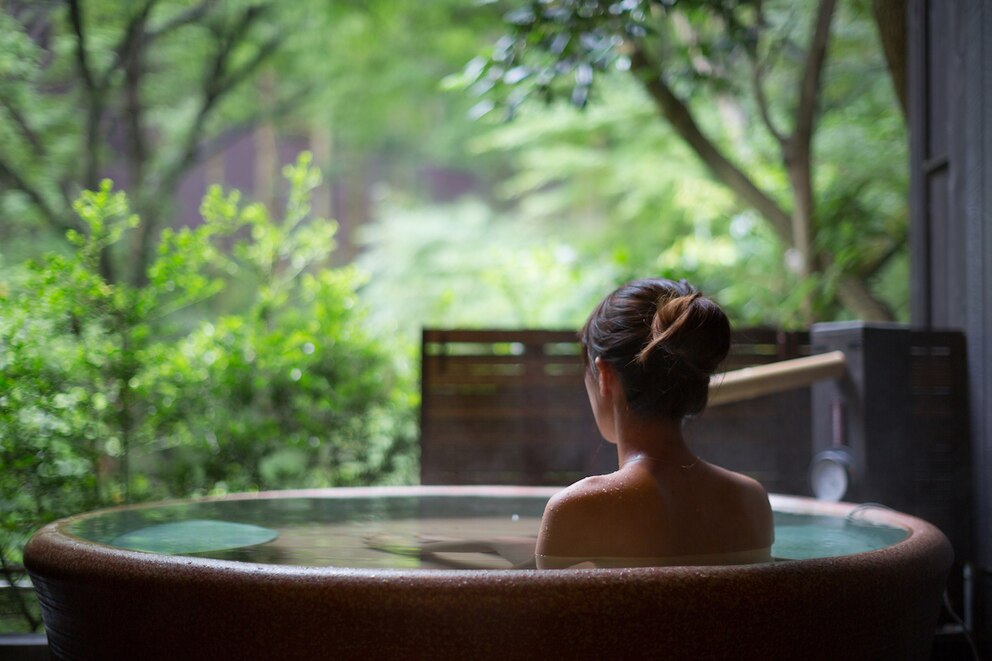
[66,496,908,569]
[70,496,546,568]
[111,520,279,554]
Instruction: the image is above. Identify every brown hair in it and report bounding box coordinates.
[579,278,730,419]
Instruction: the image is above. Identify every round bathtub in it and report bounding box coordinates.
[25,487,952,660]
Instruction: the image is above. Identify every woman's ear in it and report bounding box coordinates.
[593,357,614,400]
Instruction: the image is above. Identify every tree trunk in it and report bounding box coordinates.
[255,73,278,211]
[872,0,909,120]
[123,15,151,287]
[629,49,793,244]
[628,42,893,322]
[836,275,895,321]
[784,0,837,319]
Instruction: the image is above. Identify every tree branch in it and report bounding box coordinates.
[121,4,155,286]
[97,0,159,90]
[859,236,904,280]
[65,0,97,94]
[135,5,282,284]
[628,39,892,321]
[121,2,155,176]
[66,0,106,191]
[834,271,894,321]
[793,0,836,154]
[751,60,786,146]
[164,8,281,191]
[871,0,908,120]
[0,97,45,154]
[628,46,794,244]
[0,93,77,215]
[0,159,72,235]
[220,36,282,95]
[745,2,787,146]
[145,0,217,44]
[783,0,836,290]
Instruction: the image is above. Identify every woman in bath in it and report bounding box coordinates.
[535,278,774,569]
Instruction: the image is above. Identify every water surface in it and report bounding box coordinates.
[66,495,908,568]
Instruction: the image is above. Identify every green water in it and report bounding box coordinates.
[771,510,907,559]
[65,496,908,568]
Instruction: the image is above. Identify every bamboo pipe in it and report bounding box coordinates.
[708,351,847,407]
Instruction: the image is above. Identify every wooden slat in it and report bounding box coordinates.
[423,329,579,344]
[421,328,813,488]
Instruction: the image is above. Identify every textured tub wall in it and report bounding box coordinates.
[24,491,953,661]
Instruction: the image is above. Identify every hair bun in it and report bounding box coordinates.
[580,277,730,419]
[637,291,729,376]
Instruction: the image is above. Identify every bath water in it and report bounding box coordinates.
[67,495,908,569]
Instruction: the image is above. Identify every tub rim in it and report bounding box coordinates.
[24,486,951,582]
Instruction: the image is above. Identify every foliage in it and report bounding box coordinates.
[290,0,507,169]
[0,0,336,281]
[459,0,908,323]
[458,0,755,116]
[358,198,619,335]
[471,78,800,321]
[357,85,808,334]
[0,155,416,631]
[0,0,514,277]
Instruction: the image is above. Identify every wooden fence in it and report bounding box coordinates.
[420,328,812,493]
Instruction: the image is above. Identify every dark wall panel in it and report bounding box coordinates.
[910,0,992,652]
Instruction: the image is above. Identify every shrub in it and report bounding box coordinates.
[0,154,416,632]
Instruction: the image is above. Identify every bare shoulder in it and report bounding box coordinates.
[541,474,616,520]
[536,474,621,556]
[710,464,774,544]
[708,462,768,496]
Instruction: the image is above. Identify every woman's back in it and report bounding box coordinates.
[535,278,775,569]
[536,457,773,567]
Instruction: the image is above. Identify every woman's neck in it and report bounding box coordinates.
[614,412,695,470]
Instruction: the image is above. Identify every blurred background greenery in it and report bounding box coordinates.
[0,0,906,632]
